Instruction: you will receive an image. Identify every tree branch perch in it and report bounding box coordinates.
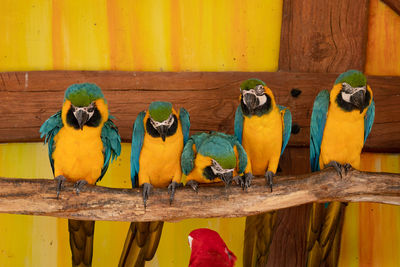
[0,168,399,222]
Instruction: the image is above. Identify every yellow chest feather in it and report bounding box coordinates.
[320,107,365,169]
[139,124,184,187]
[52,126,104,184]
[242,109,282,175]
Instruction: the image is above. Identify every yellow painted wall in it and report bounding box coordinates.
[0,1,283,266]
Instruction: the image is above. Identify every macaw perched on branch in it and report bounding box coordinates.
[234,79,292,266]
[307,70,375,267]
[188,228,237,267]
[181,131,251,192]
[119,101,190,267]
[40,83,121,267]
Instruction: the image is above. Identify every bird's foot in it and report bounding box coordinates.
[264,171,275,192]
[233,175,244,187]
[54,175,66,199]
[326,161,350,179]
[73,180,88,195]
[242,172,254,191]
[186,180,199,193]
[343,163,352,175]
[142,183,152,208]
[168,181,180,205]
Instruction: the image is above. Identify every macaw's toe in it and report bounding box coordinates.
[343,163,352,175]
[233,175,244,188]
[326,161,343,178]
[186,180,199,193]
[142,183,153,208]
[264,171,274,192]
[73,180,88,195]
[54,175,66,199]
[243,172,254,190]
[168,181,180,205]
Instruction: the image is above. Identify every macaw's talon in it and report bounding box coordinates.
[233,176,244,189]
[186,180,199,193]
[343,163,352,175]
[243,172,254,191]
[142,183,152,208]
[168,181,180,205]
[326,161,343,178]
[73,180,88,195]
[264,171,274,192]
[54,175,66,199]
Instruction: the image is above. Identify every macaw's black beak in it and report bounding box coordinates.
[75,110,89,130]
[219,171,233,187]
[350,90,366,113]
[157,125,168,141]
[243,93,257,112]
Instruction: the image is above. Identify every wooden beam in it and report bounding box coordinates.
[381,0,400,16]
[0,168,398,221]
[0,71,399,152]
[279,0,369,72]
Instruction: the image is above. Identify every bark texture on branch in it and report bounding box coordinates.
[0,168,398,222]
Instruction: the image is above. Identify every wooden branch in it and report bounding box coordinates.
[381,0,400,16]
[0,71,399,152]
[0,168,399,222]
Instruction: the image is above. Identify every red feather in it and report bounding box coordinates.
[188,228,236,267]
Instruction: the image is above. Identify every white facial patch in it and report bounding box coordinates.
[72,102,95,120]
[241,85,267,106]
[150,114,174,128]
[211,159,234,175]
[341,82,366,103]
[188,235,193,250]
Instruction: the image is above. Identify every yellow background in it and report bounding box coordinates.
[0,0,399,266]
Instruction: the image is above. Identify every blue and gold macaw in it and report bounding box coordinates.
[40,83,121,267]
[119,101,190,267]
[181,132,251,191]
[234,79,292,266]
[307,70,375,267]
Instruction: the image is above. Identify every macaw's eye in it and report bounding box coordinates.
[87,107,94,113]
[255,85,264,96]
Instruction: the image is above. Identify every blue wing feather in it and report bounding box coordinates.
[364,99,375,144]
[179,108,191,145]
[181,139,195,175]
[98,117,121,183]
[39,111,63,175]
[277,105,292,156]
[234,106,244,144]
[131,111,146,188]
[310,90,330,172]
[234,142,248,174]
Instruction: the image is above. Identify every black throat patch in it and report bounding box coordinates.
[66,105,102,129]
[202,166,218,181]
[336,89,371,112]
[241,95,272,117]
[146,114,178,138]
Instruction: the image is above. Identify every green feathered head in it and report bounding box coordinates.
[240,78,266,91]
[335,70,367,87]
[148,101,173,122]
[198,135,237,169]
[64,83,104,107]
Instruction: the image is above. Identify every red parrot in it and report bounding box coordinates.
[188,228,236,267]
